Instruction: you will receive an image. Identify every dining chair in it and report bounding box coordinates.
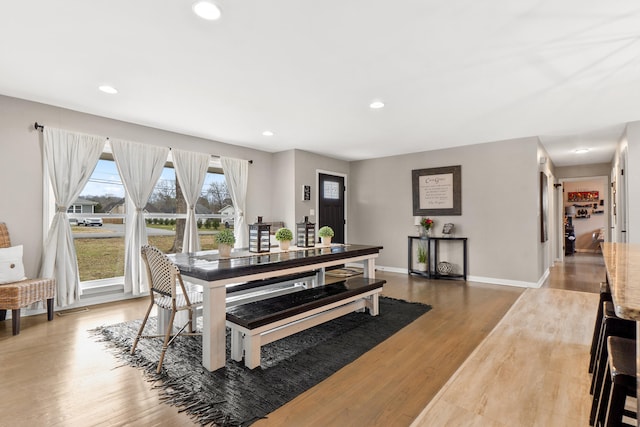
[131,245,203,373]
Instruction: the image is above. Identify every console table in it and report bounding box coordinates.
[407,236,468,281]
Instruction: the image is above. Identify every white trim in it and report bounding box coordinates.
[374,265,406,274]
[8,284,144,320]
[465,275,541,288]
[374,264,544,288]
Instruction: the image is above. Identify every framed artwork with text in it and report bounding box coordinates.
[412,165,462,216]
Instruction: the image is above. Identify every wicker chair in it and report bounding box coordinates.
[131,245,203,373]
[0,222,56,335]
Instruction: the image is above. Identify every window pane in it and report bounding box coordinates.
[146,167,177,253]
[71,158,126,283]
[145,167,228,253]
[323,181,340,200]
[199,171,229,250]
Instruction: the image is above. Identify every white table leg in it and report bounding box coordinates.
[202,285,227,371]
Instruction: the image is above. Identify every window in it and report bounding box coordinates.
[72,157,126,284]
[47,143,230,292]
[145,163,229,254]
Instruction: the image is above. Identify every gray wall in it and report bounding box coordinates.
[1,92,565,286]
[293,149,350,234]
[555,163,612,179]
[625,122,640,243]
[0,95,275,276]
[270,149,350,234]
[349,137,545,285]
[271,150,296,228]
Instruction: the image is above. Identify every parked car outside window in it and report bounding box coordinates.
[78,218,103,227]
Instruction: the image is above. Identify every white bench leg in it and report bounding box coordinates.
[366,293,379,316]
[230,328,244,362]
[244,333,261,369]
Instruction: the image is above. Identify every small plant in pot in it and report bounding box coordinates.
[215,228,236,258]
[318,226,334,246]
[417,244,427,271]
[275,227,293,251]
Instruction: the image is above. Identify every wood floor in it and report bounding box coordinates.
[0,254,603,426]
[411,287,597,426]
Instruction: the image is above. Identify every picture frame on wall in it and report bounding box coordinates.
[412,165,462,216]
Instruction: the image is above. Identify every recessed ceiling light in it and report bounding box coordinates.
[575,148,590,154]
[369,101,385,109]
[262,130,274,137]
[98,85,118,94]
[193,1,221,20]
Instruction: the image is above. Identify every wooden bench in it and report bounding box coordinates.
[226,276,385,369]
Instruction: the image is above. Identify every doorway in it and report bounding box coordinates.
[317,172,346,243]
[560,176,609,257]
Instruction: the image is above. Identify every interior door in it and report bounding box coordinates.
[318,173,345,243]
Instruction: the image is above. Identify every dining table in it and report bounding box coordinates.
[601,242,640,426]
[170,243,383,371]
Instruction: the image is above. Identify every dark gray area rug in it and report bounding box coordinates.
[93,297,431,427]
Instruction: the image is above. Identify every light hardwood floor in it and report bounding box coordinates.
[0,254,602,426]
[411,287,598,426]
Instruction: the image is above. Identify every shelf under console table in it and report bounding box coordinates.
[407,236,468,281]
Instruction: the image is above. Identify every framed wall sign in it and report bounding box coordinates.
[567,191,598,202]
[302,185,311,201]
[412,165,462,216]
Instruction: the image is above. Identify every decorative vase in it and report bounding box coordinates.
[425,228,433,238]
[321,236,332,246]
[279,240,291,251]
[218,243,232,258]
[437,261,453,275]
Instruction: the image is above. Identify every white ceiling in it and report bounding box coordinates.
[1,1,638,165]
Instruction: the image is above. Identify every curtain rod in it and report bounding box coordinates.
[34,122,253,164]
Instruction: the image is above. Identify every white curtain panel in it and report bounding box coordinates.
[111,139,169,295]
[41,127,105,307]
[220,157,249,248]
[173,149,210,253]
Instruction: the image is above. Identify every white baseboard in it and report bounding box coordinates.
[4,285,145,320]
[373,264,545,289]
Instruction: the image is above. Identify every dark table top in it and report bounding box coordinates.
[170,244,383,282]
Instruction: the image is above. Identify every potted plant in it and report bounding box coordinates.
[318,226,334,246]
[275,227,293,251]
[417,244,427,272]
[215,228,236,258]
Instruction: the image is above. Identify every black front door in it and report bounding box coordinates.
[318,173,345,243]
